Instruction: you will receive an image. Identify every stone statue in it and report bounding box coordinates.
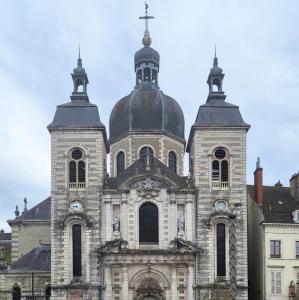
[177,214,185,234]
[112,216,120,232]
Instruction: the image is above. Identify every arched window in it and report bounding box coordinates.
[144,67,151,82]
[45,286,51,300]
[140,146,154,158]
[168,151,177,173]
[211,148,229,189]
[69,148,86,189]
[216,223,226,277]
[116,151,125,175]
[72,224,82,277]
[139,203,158,244]
[12,287,21,300]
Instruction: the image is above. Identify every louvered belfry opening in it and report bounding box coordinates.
[139,202,159,244]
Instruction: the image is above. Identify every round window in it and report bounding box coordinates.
[214,148,226,159]
[215,200,227,211]
[71,149,83,160]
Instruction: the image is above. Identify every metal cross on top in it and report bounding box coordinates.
[139,2,154,33]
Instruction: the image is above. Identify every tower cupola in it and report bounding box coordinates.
[207,48,225,97]
[134,3,160,86]
[71,48,89,102]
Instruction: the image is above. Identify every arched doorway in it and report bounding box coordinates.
[139,202,158,244]
[12,286,21,300]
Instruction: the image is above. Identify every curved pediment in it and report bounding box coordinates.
[104,156,188,191]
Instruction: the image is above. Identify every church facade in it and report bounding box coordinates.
[0,7,250,300]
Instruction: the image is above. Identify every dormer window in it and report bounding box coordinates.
[211,147,229,189]
[69,148,86,190]
[293,210,299,223]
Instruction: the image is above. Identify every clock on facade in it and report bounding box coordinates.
[215,200,227,211]
[69,201,83,213]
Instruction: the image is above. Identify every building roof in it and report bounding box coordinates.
[0,231,11,241]
[109,82,185,144]
[247,185,299,224]
[10,244,51,272]
[8,197,51,224]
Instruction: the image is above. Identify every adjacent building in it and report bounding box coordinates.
[248,162,299,300]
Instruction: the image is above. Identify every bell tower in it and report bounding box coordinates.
[48,53,108,300]
[187,54,250,299]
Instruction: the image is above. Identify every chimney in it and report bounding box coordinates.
[254,157,263,205]
[290,172,299,199]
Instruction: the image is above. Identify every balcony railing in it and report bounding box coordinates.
[21,297,49,300]
[212,181,229,190]
[69,182,86,190]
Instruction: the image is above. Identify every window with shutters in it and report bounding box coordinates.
[72,224,82,277]
[116,151,125,175]
[168,151,177,173]
[211,147,229,189]
[68,148,86,190]
[139,202,159,244]
[270,240,281,258]
[296,241,299,259]
[216,223,226,277]
[270,271,282,294]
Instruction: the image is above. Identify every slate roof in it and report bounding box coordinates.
[109,82,185,144]
[10,244,51,272]
[247,185,299,224]
[8,197,51,224]
[105,156,188,190]
[47,99,109,151]
[0,232,11,241]
[187,95,250,151]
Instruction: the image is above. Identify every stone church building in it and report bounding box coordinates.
[0,7,250,300]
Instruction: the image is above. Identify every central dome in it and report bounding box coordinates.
[109,83,185,143]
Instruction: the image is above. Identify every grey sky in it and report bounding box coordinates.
[0,0,299,231]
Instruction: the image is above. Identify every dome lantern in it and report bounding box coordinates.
[134,2,160,87]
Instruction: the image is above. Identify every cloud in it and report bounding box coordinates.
[0,0,299,231]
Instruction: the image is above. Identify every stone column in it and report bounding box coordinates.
[121,193,128,241]
[105,200,112,241]
[122,266,129,300]
[105,267,112,300]
[185,194,193,241]
[188,265,194,300]
[170,192,177,240]
[171,267,177,300]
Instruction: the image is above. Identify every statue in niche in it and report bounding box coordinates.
[177,214,185,238]
[112,216,120,240]
[112,216,120,232]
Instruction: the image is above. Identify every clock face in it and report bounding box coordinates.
[70,201,82,212]
[215,200,227,211]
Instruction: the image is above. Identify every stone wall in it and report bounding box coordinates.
[110,134,185,176]
[50,130,106,299]
[0,271,50,300]
[11,222,50,263]
[190,128,248,300]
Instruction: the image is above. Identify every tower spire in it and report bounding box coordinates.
[139,2,154,47]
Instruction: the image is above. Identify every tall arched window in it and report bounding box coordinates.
[69,148,86,189]
[216,223,226,277]
[116,151,125,175]
[211,148,229,188]
[139,203,158,244]
[140,146,154,158]
[12,287,21,300]
[72,224,82,277]
[168,151,177,173]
